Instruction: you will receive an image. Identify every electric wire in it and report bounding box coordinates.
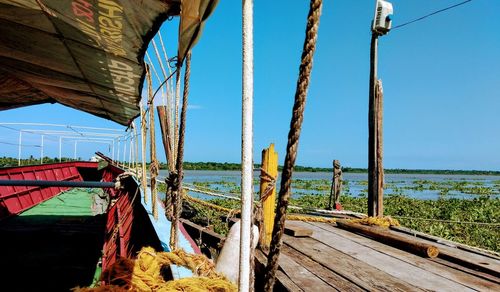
[392,0,473,30]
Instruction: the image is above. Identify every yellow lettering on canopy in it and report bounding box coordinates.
[98,15,122,30]
[109,59,132,71]
[98,0,123,19]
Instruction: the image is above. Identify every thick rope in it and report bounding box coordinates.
[139,102,148,204]
[169,51,191,249]
[263,1,322,290]
[173,66,181,163]
[286,214,336,224]
[349,216,400,228]
[75,246,236,292]
[147,66,158,219]
[259,167,277,202]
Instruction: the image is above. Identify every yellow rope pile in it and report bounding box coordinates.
[75,247,236,292]
[349,216,400,228]
[286,214,337,223]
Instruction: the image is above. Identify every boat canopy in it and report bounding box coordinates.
[0,0,217,126]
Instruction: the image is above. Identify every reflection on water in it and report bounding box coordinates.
[158,170,500,200]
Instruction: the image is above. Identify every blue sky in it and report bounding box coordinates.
[1,0,499,170]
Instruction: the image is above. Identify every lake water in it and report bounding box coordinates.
[158,170,500,200]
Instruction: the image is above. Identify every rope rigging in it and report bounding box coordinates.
[263,0,323,290]
[169,51,192,249]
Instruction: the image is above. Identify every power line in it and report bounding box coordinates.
[0,141,41,147]
[392,0,473,30]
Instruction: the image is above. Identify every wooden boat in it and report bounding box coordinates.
[2,1,499,291]
[0,0,218,290]
[0,154,202,291]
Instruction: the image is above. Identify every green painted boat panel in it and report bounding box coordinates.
[0,188,107,291]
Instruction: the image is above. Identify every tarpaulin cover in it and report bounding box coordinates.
[0,0,217,126]
[178,0,218,65]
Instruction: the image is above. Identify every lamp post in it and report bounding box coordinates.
[368,0,393,217]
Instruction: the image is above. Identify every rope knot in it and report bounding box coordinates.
[149,161,159,176]
[260,168,277,202]
[166,171,181,192]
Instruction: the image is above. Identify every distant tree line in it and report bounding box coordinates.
[0,156,81,167]
[1,157,498,175]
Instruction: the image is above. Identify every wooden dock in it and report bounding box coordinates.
[254,220,500,291]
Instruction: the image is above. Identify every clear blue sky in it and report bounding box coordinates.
[1,0,499,170]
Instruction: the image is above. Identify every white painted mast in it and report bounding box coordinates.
[18,131,22,166]
[240,0,254,290]
[40,135,44,164]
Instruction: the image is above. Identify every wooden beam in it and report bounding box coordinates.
[179,219,225,250]
[284,222,313,237]
[260,143,278,248]
[336,220,439,258]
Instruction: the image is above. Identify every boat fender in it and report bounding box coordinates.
[215,220,259,284]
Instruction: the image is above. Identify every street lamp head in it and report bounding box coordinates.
[372,0,393,36]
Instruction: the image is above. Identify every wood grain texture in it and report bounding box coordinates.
[283,234,423,291]
[315,222,500,291]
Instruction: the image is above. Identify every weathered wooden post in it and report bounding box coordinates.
[260,143,278,249]
[368,0,392,217]
[375,80,384,216]
[328,159,343,210]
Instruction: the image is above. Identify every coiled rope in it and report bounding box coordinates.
[263,1,323,290]
[75,246,236,292]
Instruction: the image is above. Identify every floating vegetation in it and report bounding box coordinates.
[291,193,499,252]
[181,175,500,252]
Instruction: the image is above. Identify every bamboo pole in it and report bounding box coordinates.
[336,220,439,258]
[260,144,278,248]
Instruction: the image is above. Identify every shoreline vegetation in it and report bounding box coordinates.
[3,156,498,251]
[167,178,500,252]
[2,157,499,176]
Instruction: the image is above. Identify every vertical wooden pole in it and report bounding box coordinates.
[368,33,378,217]
[147,66,158,219]
[260,143,278,248]
[157,106,175,171]
[328,159,342,210]
[375,80,384,216]
[140,102,148,203]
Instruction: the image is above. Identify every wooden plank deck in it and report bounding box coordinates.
[263,221,500,292]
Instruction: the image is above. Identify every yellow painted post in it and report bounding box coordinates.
[260,143,278,248]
